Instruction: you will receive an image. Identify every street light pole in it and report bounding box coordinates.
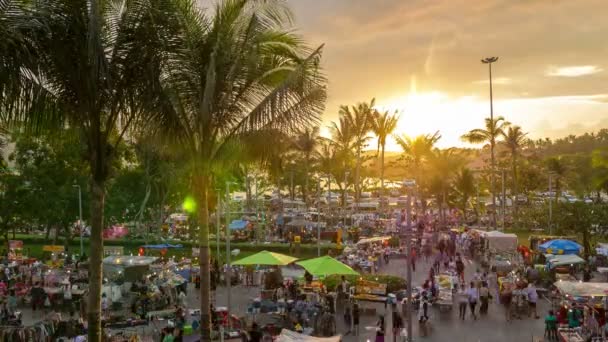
[343,171,349,227]
[549,174,553,235]
[225,182,232,328]
[405,193,413,341]
[482,56,499,230]
[317,180,321,257]
[216,189,221,263]
[501,169,506,231]
[73,184,83,256]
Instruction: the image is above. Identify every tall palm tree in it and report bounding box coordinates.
[502,125,528,220]
[339,99,374,205]
[371,110,399,201]
[293,127,320,205]
[453,167,476,221]
[429,148,463,226]
[151,1,326,339]
[394,132,441,208]
[1,1,172,339]
[461,116,509,228]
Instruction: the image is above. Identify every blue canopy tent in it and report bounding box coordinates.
[539,239,582,255]
[142,243,183,249]
[229,220,248,230]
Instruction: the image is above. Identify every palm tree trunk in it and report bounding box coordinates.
[380,143,385,200]
[195,174,212,340]
[87,180,105,342]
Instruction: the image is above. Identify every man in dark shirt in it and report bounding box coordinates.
[248,322,262,342]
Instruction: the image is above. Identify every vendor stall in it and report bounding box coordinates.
[276,328,341,342]
[539,239,582,255]
[434,273,455,311]
[553,281,608,342]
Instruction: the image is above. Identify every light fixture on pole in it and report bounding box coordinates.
[225,181,233,328]
[482,56,499,231]
[72,184,83,257]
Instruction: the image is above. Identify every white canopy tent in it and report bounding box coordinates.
[276,329,341,342]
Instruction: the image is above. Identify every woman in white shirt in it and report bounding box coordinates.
[465,282,479,320]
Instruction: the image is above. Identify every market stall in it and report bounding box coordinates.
[434,273,455,311]
[539,239,582,255]
[553,281,608,342]
[276,328,341,342]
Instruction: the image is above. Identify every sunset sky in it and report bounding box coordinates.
[286,0,608,149]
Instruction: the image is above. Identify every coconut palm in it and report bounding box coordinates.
[150,1,326,339]
[461,116,509,228]
[371,109,399,201]
[293,127,320,205]
[338,99,374,205]
[502,125,528,220]
[429,148,463,226]
[394,132,441,208]
[0,1,173,339]
[453,167,476,221]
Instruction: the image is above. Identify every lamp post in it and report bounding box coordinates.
[72,184,83,256]
[549,174,553,235]
[290,161,296,201]
[215,188,221,263]
[225,182,232,328]
[501,169,506,231]
[317,179,321,257]
[482,56,499,230]
[343,171,349,227]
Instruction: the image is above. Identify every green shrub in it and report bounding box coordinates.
[322,274,406,293]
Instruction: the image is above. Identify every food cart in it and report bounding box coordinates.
[434,273,454,312]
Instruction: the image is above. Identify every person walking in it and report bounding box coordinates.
[545,310,558,341]
[392,306,404,342]
[479,281,490,315]
[456,257,465,283]
[410,248,417,272]
[466,281,479,320]
[375,315,385,342]
[500,285,513,322]
[352,301,360,336]
[457,284,468,320]
[527,283,540,319]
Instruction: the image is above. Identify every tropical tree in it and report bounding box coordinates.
[428,148,463,226]
[293,127,320,204]
[394,132,441,208]
[338,99,375,204]
[0,1,172,339]
[546,156,568,202]
[502,125,528,220]
[453,167,476,221]
[371,110,399,200]
[461,116,510,228]
[150,1,326,339]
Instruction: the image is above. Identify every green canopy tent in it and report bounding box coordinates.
[296,256,359,277]
[233,250,298,266]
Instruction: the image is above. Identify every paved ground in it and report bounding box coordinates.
[209,255,550,342]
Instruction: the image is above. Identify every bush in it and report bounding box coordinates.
[322,274,406,293]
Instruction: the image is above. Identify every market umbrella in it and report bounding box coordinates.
[296,256,359,277]
[539,239,582,255]
[232,250,298,266]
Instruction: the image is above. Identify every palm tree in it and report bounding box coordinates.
[502,125,528,220]
[546,157,568,202]
[293,127,320,205]
[429,148,463,226]
[1,1,172,339]
[394,132,441,208]
[152,1,326,339]
[461,116,509,228]
[371,110,399,201]
[453,167,476,221]
[339,99,375,205]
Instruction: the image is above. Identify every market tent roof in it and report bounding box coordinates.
[539,239,582,255]
[102,255,158,266]
[276,329,341,342]
[296,256,359,277]
[545,254,585,268]
[232,250,298,266]
[554,281,608,297]
[142,243,183,249]
[229,220,248,230]
[356,236,391,246]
